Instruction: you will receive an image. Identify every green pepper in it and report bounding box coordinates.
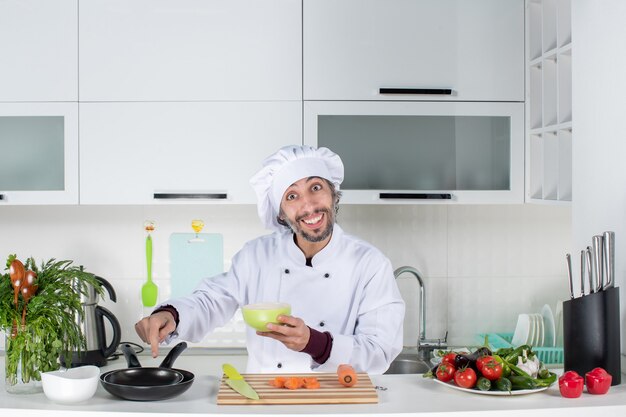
[507,360,532,377]
[495,377,512,392]
[504,345,532,363]
[493,355,511,378]
[509,375,538,390]
[538,368,551,379]
[534,371,557,387]
[476,377,491,391]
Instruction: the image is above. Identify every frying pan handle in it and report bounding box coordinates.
[121,343,143,368]
[159,342,188,369]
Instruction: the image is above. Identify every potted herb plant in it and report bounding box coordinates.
[1,254,102,394]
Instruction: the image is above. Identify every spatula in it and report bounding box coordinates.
[142,223,158,307]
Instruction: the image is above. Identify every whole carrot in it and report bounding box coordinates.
[337,364,358,387]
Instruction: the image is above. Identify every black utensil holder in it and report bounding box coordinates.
[563,286,621,385]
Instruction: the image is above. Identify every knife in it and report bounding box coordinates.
[222,363,259,400]
[586,247,594,294]
[592,235,604,292]
[565,253,574,299]
[580,250,586,296]
[603,231,615,290]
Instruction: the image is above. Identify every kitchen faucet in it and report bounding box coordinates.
[394,266,447,361]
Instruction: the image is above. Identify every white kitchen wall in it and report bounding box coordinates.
[572,0,626,371]
[0,203,570,351]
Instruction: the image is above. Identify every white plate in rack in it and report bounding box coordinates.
[542,304,556,347]
[511,314,531,346]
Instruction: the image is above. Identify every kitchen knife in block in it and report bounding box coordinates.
[169,233,223,299]
[222,364,259,400]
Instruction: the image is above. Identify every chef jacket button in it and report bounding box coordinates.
[319,321,325,327]
[277,362,282,369]
[324,273,330,278]
[284,269,290,274]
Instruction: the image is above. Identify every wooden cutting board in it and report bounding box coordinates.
[216,372,378,405]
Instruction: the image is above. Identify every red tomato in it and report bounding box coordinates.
[454,367,477,389]
[476,355,495,372]
[480,360,503,381]
[436,363,456,382]
[585,367,612,395]
[441,352,457,366]
[559,371,584,398]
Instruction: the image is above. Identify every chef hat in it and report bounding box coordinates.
[250,145,344,232]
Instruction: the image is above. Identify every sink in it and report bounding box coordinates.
[384,353,432,374]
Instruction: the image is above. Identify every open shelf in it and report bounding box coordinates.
[526,0,572,204]
[558,49,572,124]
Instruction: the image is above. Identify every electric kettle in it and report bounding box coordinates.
[67,276,122,367]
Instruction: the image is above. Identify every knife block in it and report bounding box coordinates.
[563,286,621,385]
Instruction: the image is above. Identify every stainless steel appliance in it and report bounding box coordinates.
[68,276,122,367]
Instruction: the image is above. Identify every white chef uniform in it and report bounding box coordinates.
[165,224,405,374]
[161,145,404,374]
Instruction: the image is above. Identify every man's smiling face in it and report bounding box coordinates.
[278,176,336,244]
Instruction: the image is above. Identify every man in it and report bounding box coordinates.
[135,145,405,374]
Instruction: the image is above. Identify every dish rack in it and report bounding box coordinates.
[476,333,564,365]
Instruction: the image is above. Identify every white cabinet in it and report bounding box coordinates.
[304,0,524,102]
[79,102,302,204]
[0,0,78,101]
[0,103,79,204]
[526,0,572,203]
[79,0,301,102]
[304,101,524,204]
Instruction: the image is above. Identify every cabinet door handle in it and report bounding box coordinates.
[379,193,452,200]
[153,192,228,200]
[379,88,452,95]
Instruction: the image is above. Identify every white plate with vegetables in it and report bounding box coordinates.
[432,379,549,396]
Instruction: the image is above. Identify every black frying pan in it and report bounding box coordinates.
[100,342,195,401]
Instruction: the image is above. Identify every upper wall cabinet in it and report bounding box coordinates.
[79,102,301,205]
[79,0,302,102]
[0,103,79,204]
[304,101,524,204]
[0,0,78,102]
[303,0,524,102]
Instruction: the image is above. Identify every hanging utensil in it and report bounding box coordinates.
[603,231,615,290]
[565,253,574,299]
[141,220,158,307]
[592,235,604,292]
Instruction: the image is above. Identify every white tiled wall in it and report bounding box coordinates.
[0,204,571,350]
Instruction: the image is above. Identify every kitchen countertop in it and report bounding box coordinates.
[2,351,626,417]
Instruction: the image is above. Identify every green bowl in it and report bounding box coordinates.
[242,302,291,332]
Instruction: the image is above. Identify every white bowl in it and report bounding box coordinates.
[41,365,100,404]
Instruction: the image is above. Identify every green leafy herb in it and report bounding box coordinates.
[1,256,103,385]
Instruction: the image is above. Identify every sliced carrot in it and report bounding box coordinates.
[283,377,304,390]
[303,377,320,389]
[337,364,358,387]
[268,376,286,388]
